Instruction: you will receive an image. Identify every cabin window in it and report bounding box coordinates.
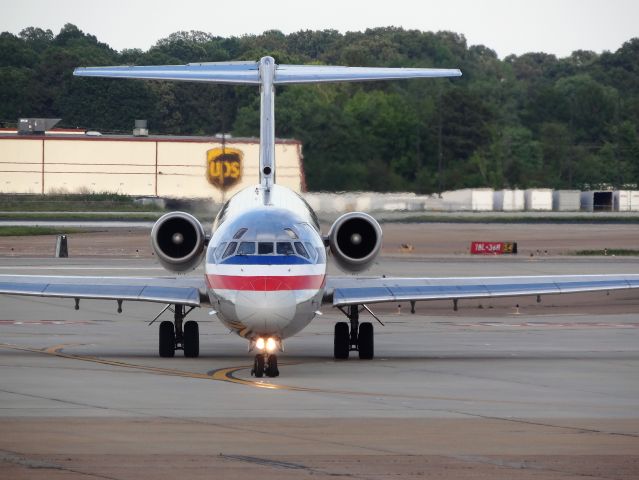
[222,242,237,259]
[258,242,274,255]
[294,242,309,259]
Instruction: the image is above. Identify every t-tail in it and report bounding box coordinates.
[74,57,461,188]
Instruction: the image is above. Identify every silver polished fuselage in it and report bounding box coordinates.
[204,184,326,341]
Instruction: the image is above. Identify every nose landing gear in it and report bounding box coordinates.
[251,353,279,378]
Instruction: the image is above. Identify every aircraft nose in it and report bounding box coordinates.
[234,290,297,333]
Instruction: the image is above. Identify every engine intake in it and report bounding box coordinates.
[328,212,382,272]
[151,212,206,272]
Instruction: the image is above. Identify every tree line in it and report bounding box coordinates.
[1,24,638,192]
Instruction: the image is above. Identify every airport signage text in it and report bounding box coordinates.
[470,241,518,255]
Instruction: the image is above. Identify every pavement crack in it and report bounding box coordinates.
[0,387,112,411]
[219,454,309,470]
[219,454,363,478]
[451,454,626,480]
[448,410,639,438]
[0,449,122,480]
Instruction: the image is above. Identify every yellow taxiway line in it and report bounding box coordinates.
[0,342,594,406]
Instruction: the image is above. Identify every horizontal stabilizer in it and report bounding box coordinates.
[74,62,261,85]
[74,60,461,85]
[274,65,461,84]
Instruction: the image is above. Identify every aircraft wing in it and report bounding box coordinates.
[325,274,639,306]
[0,275,207,307]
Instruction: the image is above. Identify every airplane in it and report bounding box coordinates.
[2,56,639,378]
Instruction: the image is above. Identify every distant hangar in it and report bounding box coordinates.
[0,124,305,201]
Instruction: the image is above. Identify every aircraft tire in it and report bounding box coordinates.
[159,321,175,358]
[334,322,350,360]
[358,322,374,360]
[254,355,265,378]
[183,321,199,358]
[267,354,279,377]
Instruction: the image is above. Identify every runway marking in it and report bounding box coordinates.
[0,342,517,402]
[459,321,639,328]
[0,320,94,325]
[2,342,633,409]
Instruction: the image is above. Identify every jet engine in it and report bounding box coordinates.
[327,212,382,272]
[151,212,206,272]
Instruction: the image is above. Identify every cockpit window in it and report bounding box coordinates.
[258,242,274,255]
[232,228,248,240]
[284,228,298,239]
[209,242,227,263]
[237,241,256,255]
[304,241,325,264]
[294,242,309,259]
[216,236,321,262]
[222,242,237,259]
[304,242,318,262]
[277,242,295,255]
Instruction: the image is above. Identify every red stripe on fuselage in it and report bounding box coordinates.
[206,274,325,291]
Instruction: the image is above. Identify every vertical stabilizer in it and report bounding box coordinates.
[258,57,276,189]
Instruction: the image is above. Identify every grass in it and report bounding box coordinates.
[0,226,88,236]
[0,193,165,213]
[0,212,162,221]
[393,215,639,224]
[574,249,639,256]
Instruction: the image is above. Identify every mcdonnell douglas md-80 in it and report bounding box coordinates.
[2,56,639,377]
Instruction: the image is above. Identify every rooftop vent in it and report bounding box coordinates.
[133,119,148,137]
[18,118,61,135]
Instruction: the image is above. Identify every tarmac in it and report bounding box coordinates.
[1,227,639,479]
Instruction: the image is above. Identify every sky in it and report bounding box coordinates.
[3,0,639,59]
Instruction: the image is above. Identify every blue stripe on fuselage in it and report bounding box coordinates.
[221,255,312,265]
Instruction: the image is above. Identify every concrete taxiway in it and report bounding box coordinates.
[1,255,639,479]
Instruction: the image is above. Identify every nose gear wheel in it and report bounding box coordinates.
[251,353,279,378]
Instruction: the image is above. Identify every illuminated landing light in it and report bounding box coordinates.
[266,337,277,353]
[252,336,281,353]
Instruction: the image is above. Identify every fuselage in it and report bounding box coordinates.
[204,184,326,341]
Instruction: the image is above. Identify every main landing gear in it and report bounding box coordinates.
[334,305,374,360]
[158,304,199,358]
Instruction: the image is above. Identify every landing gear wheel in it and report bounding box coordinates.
[252,355,265,378]
[183,321,199,358]
[334,322,350,360]
[266,354,279,377]
[159,320,175,358]
[358,322,374,360]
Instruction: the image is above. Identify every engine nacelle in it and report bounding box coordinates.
[328,212,382,272]
[151,212,206,272]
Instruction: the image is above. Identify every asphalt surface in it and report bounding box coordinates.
[1,252,639,479]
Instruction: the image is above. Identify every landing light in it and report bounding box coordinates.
[266,337,277,353]
[254,337,278,353]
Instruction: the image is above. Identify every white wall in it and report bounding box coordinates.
[0,136,303,199]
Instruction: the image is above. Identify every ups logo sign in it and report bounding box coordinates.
[206,147,243,190]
